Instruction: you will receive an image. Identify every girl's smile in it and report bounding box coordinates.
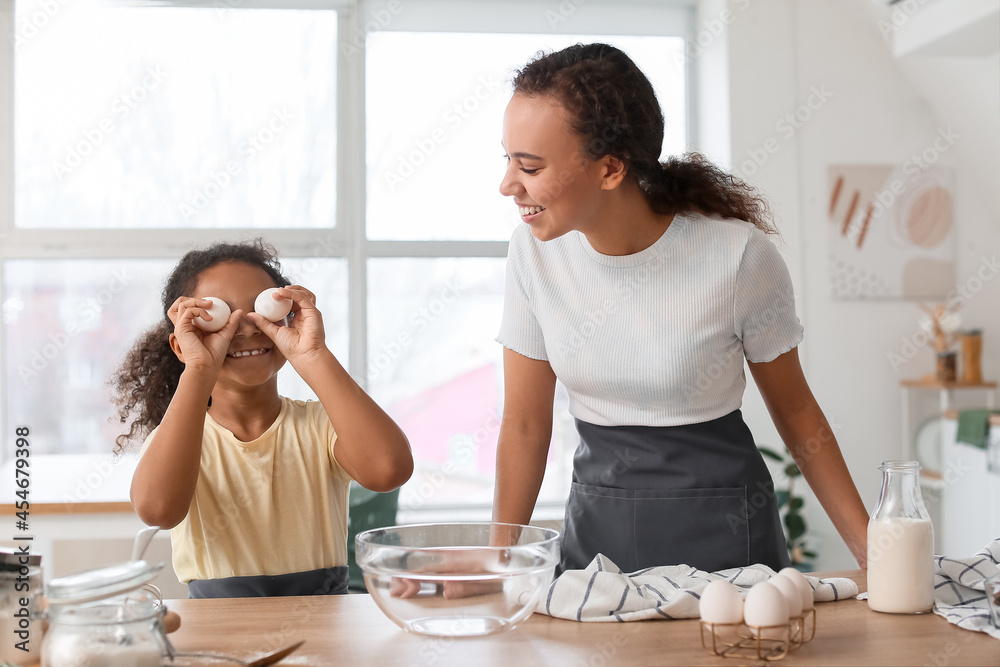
[226,346,273,359]
[189,260,289,386]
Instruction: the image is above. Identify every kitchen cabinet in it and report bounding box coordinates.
[899,379,996,466]
[899,380,996,552]
[939,413,1000,557]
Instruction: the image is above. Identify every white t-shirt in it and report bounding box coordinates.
[496,214,803,427]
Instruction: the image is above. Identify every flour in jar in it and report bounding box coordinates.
[42,638,161,667]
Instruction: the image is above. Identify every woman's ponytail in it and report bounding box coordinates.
[637,154,775,233]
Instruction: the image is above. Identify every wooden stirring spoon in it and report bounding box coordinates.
[173,640,305,666]
[246,641,306,667]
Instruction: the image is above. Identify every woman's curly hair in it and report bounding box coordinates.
[512,43,775,233]
[109,239,291,454]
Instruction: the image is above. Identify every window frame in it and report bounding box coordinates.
[0,0,697,513]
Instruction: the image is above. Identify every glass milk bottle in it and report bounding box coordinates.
[867,460,934,613]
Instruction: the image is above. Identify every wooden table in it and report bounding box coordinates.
[164,571,999,666]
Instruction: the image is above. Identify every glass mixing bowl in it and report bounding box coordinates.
[355,522,559,637]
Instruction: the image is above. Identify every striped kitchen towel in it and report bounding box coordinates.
[932,537,1000,639]
[536,554,858,622]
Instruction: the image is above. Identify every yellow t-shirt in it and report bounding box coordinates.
[140,397,353,583]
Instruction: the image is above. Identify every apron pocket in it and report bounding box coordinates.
[562,482,750,573]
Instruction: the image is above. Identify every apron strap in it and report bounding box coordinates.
[187,565,349,598]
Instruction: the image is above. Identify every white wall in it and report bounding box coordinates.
[1,512,188,599]
[716,0,1000,570]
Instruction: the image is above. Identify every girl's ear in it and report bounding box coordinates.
[599,155,628,190]
[168,332,186,364]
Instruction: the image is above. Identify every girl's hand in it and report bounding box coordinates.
[166,296,242,374]
[247,286,328,365]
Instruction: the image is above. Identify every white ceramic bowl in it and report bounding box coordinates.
[355,522,559,637]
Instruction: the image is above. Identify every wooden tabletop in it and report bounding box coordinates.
[162,571,1000,666]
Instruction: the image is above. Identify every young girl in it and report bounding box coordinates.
[112,240,412,597]
[494,43,869,574]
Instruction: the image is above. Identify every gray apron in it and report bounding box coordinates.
[187,565,349,598]
[560,410,790,574]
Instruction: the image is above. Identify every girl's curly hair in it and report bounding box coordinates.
[512,43,775,233]
[109,239,291,454]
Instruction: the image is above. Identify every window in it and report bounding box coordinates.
[1,0,694,516]
[2,0,347,502]
[16,4,337,229]
[364,26,688,516]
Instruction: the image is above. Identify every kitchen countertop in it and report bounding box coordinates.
[164,570,1000,666]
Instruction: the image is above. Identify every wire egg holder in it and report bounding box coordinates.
[700,608,816,662]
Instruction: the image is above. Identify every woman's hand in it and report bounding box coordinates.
[389,548,509,600]
[166,296,241,375]
[247,285,329,366]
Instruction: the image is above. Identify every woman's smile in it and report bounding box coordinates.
[500,93,609,242]
[517,203,546,222]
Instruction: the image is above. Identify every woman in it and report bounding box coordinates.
[493,43,868,573]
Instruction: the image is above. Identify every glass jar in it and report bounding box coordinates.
[867,460,934,614]
[42,561,169,667]
[935,351,957,383]
[0,548,43,664]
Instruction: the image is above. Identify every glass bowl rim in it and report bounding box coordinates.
[355,521,560,552]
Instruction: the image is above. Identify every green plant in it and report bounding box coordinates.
[758,446,818,568]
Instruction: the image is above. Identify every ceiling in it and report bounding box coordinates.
[856,0,1000,222]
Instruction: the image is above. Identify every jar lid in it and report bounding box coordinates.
[45,560,163,605]
[0,547,41,570]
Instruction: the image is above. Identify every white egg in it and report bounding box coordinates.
[254,288,292,322]
[768,574,804,618]
[777,567,815,611]
[743,582,789,638]
[699,580,743,625]
[194,297,231,332]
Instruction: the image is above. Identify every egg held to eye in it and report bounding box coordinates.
[699,580,744,625]
[194,297,231,333]
[254,288,293,322]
